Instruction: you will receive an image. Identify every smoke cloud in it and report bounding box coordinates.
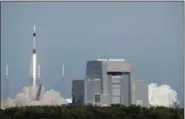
[1,83,179,109]
[1,85,71,109]
[149,83,179,107]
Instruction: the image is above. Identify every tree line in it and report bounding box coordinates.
[0,104,184,119]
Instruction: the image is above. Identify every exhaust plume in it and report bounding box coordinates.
[1,85,70,109]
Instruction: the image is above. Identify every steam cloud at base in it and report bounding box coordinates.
[1,85,71,109]
[1,83,179,109]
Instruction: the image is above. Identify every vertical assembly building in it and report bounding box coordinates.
[86,59,132,106]
[72,59,148,107]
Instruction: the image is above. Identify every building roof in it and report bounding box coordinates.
[96,58,125,62]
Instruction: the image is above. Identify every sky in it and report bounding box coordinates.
[1,2,184,106]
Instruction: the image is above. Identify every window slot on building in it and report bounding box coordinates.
[94,94,101,104]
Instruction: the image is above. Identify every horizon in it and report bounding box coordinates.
[1,2,184,107]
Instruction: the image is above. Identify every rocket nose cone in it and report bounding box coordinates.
[33,25,36,32]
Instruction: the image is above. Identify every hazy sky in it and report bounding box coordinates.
[1,2,184,106]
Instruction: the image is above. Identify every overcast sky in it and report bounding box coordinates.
[1,2,184,106]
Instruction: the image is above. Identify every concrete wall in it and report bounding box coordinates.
[132,80,148,107]
[107,61,132,72]
[86,61,103,79]
[100,94,110,106]
[72,80,84,104]
[120,72,132,106]
[84,79,101,104]
[107,75,113,105]
[102,61,108,94]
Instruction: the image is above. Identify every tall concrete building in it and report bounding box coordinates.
[72,58,148,107]
[85,59,132,106]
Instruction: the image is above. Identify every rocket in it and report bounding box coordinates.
[32,25,37,88]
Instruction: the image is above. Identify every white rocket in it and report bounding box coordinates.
[32,25,38,88]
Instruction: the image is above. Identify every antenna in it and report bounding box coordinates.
[60,64,65,96]
[62,64,64,80]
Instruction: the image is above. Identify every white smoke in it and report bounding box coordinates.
[1,83,179,109]
[1,85,71,109]
[149,83,179,107]
[66,97,72,103]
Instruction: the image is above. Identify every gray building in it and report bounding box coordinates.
[72,59,148,107]
[72,80,84,104]
[85,59,132,106]
[131,80,149,107]
[84,79,101,105]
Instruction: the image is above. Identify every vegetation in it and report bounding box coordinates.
[0,104,184,119]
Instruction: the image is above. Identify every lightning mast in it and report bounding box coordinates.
[62,64,64,80]
[60,64,65,95]
[4,65,9,108]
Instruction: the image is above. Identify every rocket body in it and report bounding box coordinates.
[32,25,37,88]
[32,53,37,87]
